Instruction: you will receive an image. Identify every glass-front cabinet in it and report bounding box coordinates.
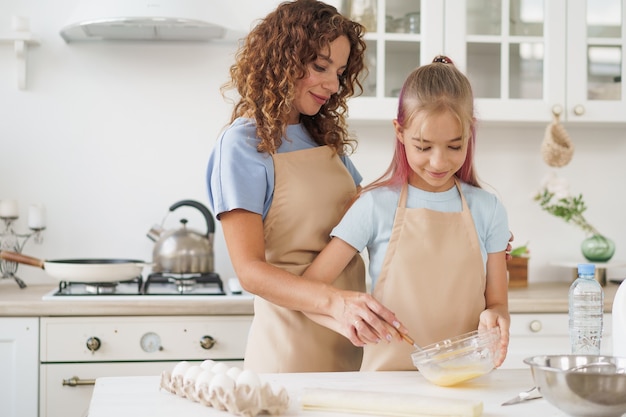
[445,0,562,122]
[346,0,626,123]
[566,0,625,122]
[343,0,444,120]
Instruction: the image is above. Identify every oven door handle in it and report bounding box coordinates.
[62,376,96,387]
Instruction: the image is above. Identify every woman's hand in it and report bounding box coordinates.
[332,288,408,346]
[305,288,408,347]
[301,236,408,346]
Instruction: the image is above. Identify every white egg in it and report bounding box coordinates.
[226,366,243,380]
[208,373,235,394]
[171,361,192,378]
[199,359,216,370]
[211,362,230,374]
[194,370,215,391]
[236,369,262,389]
[183,365,202,385]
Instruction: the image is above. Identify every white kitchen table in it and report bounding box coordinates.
[88,369,569,417]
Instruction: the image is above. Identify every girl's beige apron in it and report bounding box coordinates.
[244,146,365,372]
[361,180,486,371]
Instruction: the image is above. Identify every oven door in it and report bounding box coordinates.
[41,360,246,417]
[41,362,174,417]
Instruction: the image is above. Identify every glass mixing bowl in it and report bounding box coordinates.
[411,327,501,387]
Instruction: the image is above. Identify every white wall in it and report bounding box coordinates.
[1,1,625,287]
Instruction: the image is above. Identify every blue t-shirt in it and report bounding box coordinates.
[206,117,362,219]
[331,182,510,288]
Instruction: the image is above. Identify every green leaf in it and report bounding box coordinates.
[510,243,529,257]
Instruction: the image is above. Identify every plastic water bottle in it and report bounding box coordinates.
[569,263,604,354]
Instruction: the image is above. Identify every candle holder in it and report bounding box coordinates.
[0,216,44,289]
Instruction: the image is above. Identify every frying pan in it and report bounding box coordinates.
[0,251,147,283]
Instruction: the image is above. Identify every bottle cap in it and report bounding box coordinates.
[578,263,595,275]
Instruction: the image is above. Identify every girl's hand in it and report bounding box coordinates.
[479,308,510,368]
[505,232,515,261]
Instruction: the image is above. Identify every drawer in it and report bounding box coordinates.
[40,316,252,362]
[502,313,613,369]
[510,313,612,337]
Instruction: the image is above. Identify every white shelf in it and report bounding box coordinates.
[0,17,40,90]
[550,260,626,286]
[550,260,626,269]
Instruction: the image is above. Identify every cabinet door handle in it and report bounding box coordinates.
[62,376,96,386]
[573,105,585,116]
[529,320,542,333]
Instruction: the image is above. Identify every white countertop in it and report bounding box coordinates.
[88,369,569,417]
[0,280,620,316]
[0,281,254,316]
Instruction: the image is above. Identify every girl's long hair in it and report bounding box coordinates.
[363,56,480,194]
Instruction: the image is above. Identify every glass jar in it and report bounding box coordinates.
[403,12,420,34]
[347,0,377,32]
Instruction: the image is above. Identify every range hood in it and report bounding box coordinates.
[60,0,246,42]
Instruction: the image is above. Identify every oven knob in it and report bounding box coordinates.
[200,335,216,350]
[140,332,162,353]
[86,336,101,352]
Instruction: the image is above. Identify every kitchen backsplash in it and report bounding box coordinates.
[1,0,625,287]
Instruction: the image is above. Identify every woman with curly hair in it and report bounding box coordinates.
[206,0,406,373]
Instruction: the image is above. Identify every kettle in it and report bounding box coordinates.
[147,200,215,274]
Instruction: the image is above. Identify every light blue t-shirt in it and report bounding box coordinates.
[331,182,510,288]
[206,117,362,219]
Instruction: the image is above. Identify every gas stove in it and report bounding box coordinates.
[42,273,246,300]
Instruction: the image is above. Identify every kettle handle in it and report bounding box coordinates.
[168,200,215,236]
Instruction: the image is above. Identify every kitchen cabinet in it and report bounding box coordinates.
[446,0,626,122]
[502,313,613,369]
[0,282,619,416]
[346,0,444,120]
[0,317,39,417]
[348,0,626,122]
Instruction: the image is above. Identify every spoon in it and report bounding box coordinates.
[501,386,542,406]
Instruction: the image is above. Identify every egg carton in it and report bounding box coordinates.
[160,360,289,417]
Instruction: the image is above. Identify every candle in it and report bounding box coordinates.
[0,199,19,218]
[28,204,46,229]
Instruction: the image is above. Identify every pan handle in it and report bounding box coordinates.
[0,251,45,269]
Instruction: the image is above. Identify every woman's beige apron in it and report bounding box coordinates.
[360,180,486,371]
[244,146,365,373]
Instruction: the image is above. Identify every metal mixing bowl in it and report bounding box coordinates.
[411,327,501,387]
[524,355,626,417]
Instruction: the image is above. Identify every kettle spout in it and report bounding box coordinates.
[147,224,163,242]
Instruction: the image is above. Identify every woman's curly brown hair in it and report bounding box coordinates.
[221,0,367,155]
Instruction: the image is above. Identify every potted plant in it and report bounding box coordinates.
[507,243,530,288]
[534,172,615,262]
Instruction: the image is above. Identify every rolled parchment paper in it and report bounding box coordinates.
[300,388,483,417]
